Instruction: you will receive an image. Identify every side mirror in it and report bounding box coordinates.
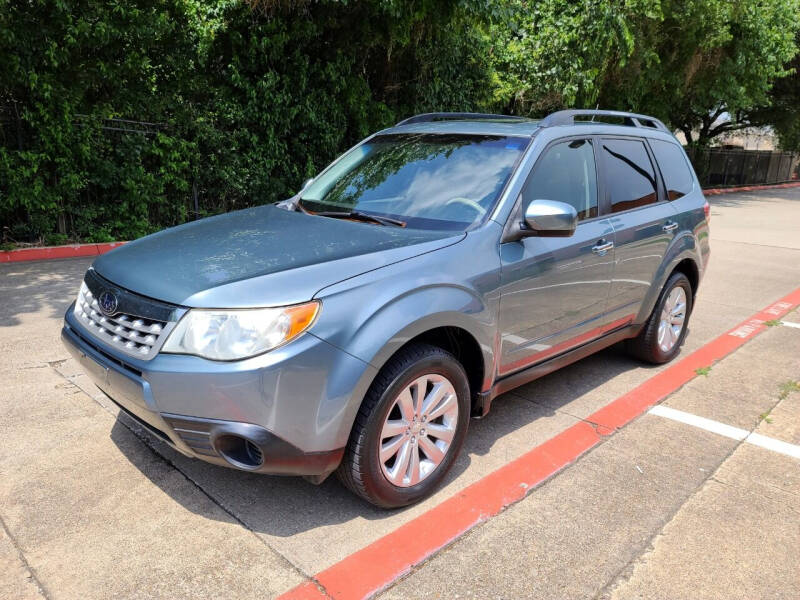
[521,199,578,237]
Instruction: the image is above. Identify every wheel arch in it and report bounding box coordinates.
[636,238,702,324]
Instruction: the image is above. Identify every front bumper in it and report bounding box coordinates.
[62,306,375,477]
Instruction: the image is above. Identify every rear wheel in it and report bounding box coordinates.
[627,272,693,364]
[337,343,470,508]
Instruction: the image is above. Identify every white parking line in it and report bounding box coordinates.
[649,405,800,460]
[780,320,800,329]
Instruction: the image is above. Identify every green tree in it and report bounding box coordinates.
[491,0,800,146]
[747,35,800,151]
[490,0,649,115]
[608,0,800,145]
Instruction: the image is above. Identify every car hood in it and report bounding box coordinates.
[92,204,463,308]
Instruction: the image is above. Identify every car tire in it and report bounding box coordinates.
[627,271,693,364]
[337,343,471,508]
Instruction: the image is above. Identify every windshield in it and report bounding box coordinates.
[299,133,530,230]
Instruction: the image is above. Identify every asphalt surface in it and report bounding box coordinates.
[1,187,798,599]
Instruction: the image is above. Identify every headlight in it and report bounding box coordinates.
[161,301,320,361]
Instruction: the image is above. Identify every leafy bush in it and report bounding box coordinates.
[0,0,498,243]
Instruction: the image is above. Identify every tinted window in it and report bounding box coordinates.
[300,134,529,231]
[651,139,694,200]
[522,139,598,220]
[602,139,658,213]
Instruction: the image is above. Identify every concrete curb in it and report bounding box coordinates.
[2,181,798,264]
[703,181,800,196]
[0,242,126,264]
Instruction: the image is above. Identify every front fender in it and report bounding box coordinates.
[314,284,497,387]
[310,226,504,446]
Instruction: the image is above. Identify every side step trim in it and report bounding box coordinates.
[475,325,641,417]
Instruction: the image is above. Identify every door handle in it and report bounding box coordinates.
[662,221,679,233]
[592,240,614,255]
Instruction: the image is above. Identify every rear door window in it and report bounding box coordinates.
[521,138,598,220]
[650,139,694,200]
[601,138,658,213]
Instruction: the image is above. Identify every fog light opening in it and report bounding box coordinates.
[214,435,264,469]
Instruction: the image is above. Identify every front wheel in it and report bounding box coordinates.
[337,343,471,508]
[627,272,693,364]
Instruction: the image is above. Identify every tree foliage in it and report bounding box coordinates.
[493,0,800,145]
[0,0,496,243]
[1,0,798,244]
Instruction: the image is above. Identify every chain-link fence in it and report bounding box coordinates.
[685,147,800,188]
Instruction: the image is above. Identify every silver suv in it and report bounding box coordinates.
[62,110,710,507]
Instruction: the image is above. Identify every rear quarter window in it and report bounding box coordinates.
[650,139,695,200]
[601,138,658,213]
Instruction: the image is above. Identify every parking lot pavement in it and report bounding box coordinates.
[1,187,798,599]
[379,310,800,600]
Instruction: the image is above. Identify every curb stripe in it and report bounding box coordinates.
[703,181,800,196]
[650,406,800,460]
[278,287,800,600]
[0,242,126,263]
[747,433,800,460]
[649,405,749,440]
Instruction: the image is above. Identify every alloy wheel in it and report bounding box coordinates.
[378,374,459,487]
[657,286,687,352]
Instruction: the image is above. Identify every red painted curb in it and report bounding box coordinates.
[0,242,125,263]
[278,287,800,600]
[703,181,800,196]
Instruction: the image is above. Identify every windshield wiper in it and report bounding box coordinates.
[312,210,406,228]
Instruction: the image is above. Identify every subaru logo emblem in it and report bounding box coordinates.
[98,291,118,316]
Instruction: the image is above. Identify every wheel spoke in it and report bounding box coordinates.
[380,435,405,463]
[396,388,415,422]
[407,445,421,485]
[425,422,455,443]
[388,440,412,484]
[421,381,447,418]
[418,435,445,463]
[410,377,427,415]
[381,419,407,438]
[426,392,457,422]
[658,321,668,347]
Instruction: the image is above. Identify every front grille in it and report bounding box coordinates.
[73,269,183,360]
[75,285,165,357]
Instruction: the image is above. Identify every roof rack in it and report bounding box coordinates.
[395,112,529,126]
[540,109,670,133]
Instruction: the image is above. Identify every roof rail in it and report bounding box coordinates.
[395,112,529,126]
[540,109,670,133]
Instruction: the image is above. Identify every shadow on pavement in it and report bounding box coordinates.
[0,258,92,328]
[108,338,666,538]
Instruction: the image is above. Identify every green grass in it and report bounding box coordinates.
[0,242,16,252]
[778,380,800,401]
[764,319,782,327]
[758,411,774,424]
[695,366,712,377]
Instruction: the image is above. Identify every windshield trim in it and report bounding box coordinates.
[299,132,533,233]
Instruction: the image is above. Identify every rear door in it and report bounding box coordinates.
[497,137,615,376]
[598,136,678,324]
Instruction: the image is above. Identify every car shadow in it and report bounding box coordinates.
[109,337,669,538]
[0,258,93,328]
